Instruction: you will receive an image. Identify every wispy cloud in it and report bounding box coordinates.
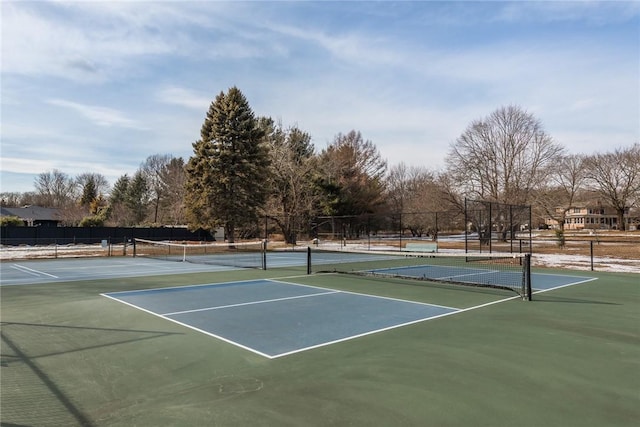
[1,1,289,82]
[1,156,131,180]
[1,157,58,175]
[156,87,212,111]
[2,2,186,82]
[263,21,401,66]
[46,99,144,129]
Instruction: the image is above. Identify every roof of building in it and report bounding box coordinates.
[0,206,60,221]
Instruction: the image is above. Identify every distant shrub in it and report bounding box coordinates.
[0,216,24,226]
[79,215,105,227]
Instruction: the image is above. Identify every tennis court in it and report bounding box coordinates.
[103,279,459,358]
[1,249,638,426]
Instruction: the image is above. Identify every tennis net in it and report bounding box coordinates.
[133,238,267,270]
[307,247,532,300]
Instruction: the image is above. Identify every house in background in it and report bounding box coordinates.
[545,202,635,231]
[0,206,61,227]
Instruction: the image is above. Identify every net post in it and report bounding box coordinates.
[524,253,532,301]
[307,246,312,275]
[488,202,492,254]
[131,237,135,257]
[262,240,267,270]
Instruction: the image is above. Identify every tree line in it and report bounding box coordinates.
[2,87,639,236]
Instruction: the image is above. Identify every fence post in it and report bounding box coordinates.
[590,240,594,271]
[464,198,468,253]
[399,212,403,250]
[264,215,268,241]
[509,205,513,253]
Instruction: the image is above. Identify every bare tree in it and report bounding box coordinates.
[385,162,411,215]
[317,130,387,216]
[535,154,588,230]
[140,154,174,224]
[432,171,468,232]
[0,192,25,207]
[446,105,564,206]
[159,157,186,225]
[585,143,640,230]
[386,163,442,237]
[75,172,110,197]
[33,169,77,208]
[262,119,317,244]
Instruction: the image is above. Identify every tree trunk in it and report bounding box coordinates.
[617,209,626,231]
[270,215,297,245]
[225,223,235,244]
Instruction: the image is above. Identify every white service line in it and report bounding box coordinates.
[11,264,59,278]
[162,290,340,316]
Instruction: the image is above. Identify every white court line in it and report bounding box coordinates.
[270,294,520,358]
[432,270,498,281]
[11,264,59,278]
[101,293,274,359]
[268,278,460,311]
[532,277,599,294]
[162,290,340,316]
[105,277,271,295]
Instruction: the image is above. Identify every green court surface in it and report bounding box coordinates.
[1,259,638,426]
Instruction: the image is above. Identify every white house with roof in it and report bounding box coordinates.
[545,202,635,230]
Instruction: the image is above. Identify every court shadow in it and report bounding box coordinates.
[531,295,620,305]
[2,329,96,427]
[0,321,183,360]
[1,322,183,427]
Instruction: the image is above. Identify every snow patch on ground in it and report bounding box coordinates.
[531,253,640,273]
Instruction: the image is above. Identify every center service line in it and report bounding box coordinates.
[162,290,340,316]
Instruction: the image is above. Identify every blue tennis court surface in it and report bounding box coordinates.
[530,272,598,291]
[103,279,459,358]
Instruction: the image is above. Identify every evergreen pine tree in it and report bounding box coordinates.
[80,177,97,208]
[126,172,149,225]
[185,87,270,242]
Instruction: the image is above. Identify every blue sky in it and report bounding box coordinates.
[2,1,639,193]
